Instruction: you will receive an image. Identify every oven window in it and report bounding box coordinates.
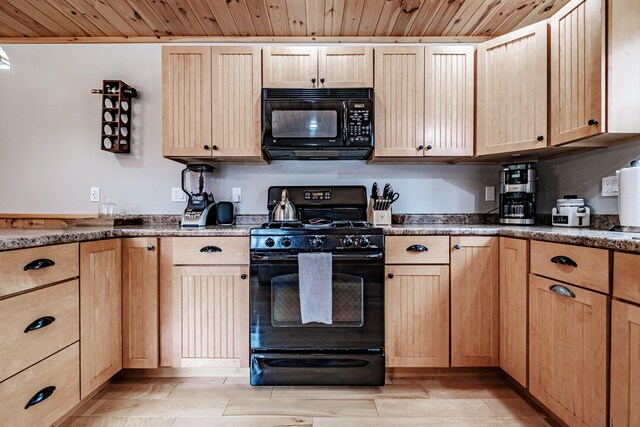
[271,273,363,327]
[271,110,337,138]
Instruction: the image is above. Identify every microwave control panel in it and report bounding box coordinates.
[347,101,372,144]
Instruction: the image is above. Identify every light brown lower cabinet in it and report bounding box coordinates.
[610,299,640,427]
[385,265,449,368]
[122,237,158,369]
[80,239,122,399]
[450,236,499,367]
[499,237,528,387]
[171,265,249,368]
[529,274,607,427]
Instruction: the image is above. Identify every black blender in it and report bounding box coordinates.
[181,164,216,227]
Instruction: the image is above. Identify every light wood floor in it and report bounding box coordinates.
[63,374,552,426]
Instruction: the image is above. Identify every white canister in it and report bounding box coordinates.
[617,160,640,227]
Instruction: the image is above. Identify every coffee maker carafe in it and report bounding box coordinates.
[499,163,537,225]
[181,164,216,227]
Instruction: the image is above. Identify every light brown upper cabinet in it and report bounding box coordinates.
[162,46,262,160]
[374,46,474,160]
[263,46,373,88]
[450,236,499,367]
[550,0,640,146]
[477,22,548,156]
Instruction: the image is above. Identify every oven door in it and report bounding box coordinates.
[262,100,346,148]
[250,251,384,351]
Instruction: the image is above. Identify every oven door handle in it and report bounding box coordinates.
[251,252,383,261]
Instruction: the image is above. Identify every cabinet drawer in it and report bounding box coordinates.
[0,280,79,381]
[614,252,640,305]
[0,243,79,298]
[0,342,79,427]
[172,237,248,265]
[385,236,449,264]
[530,240,609,293]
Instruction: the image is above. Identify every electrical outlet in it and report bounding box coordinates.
[90,187,100,202]
[602,176,619,197]
[171,187,186,202]
[485,186,496,202]
[232,187,242,203]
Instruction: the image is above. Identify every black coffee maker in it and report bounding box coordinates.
[499,163,537,225]
[181,164,216,227]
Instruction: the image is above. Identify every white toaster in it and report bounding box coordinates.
[552,196,591,227]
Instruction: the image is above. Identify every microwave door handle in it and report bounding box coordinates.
[342,101,349,144]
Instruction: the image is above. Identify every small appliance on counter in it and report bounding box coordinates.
[181,164,216,227]
[499,162,538,225]
[552,195,591,227]
[617,160,640,228]
[215,201,235,226]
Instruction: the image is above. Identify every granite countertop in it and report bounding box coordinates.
[1,224,639,253]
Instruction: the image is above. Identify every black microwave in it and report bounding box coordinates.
[262,88,374,160]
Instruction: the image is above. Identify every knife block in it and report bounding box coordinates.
[367,200,391,226]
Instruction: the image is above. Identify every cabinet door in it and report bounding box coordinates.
[550,0,604,145]
[162,46,212,157]
[171,266,249,368]
[211,47,262,158]
[611,300,640,427]
[318,46,374,88]
[477,22,548,155]
[529,274,607,427]
[374,47,425,157]
[499,238,528,387]
[122,238,158,369]
[80,239,122,399]
[451,236,499,367]
[424,46,474,157]
[385,265,449,368]
[263,46,318,88]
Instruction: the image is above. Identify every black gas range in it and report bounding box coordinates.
[249,186,385,386]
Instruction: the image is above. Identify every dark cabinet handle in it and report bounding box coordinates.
[203,145,210,150]
[549,285,576,298]
[406,244,428,252]
[212,145,218,151]
[537,135,544,141]
[311,78,316,84]
[320,78,325,84]
[24,316,56,333]
[551,255,577,268]
[418,145,424,150]
[387,273,394,279]
[588,119,599,126]
[453,244,461,250]
[241,274,247,280]
[23,258,55,271]
[200,245,222,253]
[24,386,56,409]
[147,245,155,251]
[426,145,433,150]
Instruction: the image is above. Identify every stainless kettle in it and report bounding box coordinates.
[272,189,297,221]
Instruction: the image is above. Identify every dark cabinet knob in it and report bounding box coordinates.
[387,273,394,279]
[147,245,155,251]
[25,386,56,410]
[241,274,247,280]
[203,145,210,150]
[24,316,56,333]
[418,145,424,150]
[588,119,599,126]
[406,244,428,252]
[24,258,55,271]
[550,255,577,268]
[426,145,433,150]
[212,145,218,151]
[537,135,544,141]
[200,245,222,253]
[320,78,325,84]
[311,78,316,84]
[453,244,461,250]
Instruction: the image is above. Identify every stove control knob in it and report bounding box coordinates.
[265,238,275,248]
[280,237,292,248]
[342,236,354,248]
[358,236,370,248]
[310,236,324,249]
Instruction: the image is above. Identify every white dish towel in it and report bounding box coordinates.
[298,252,333,324]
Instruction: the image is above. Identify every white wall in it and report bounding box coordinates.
[1,43,636,216]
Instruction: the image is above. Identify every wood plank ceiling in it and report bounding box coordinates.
[0,0,571,41]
